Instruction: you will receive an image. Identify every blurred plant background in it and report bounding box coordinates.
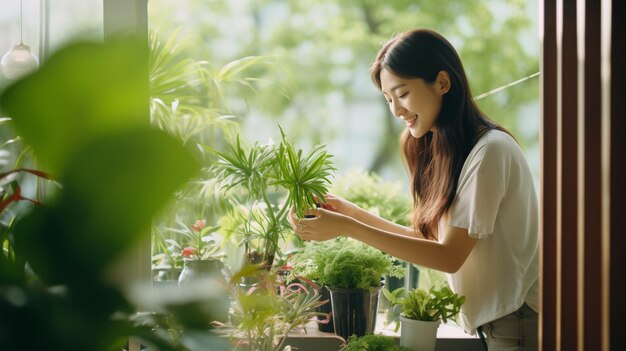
[146,0,540,182]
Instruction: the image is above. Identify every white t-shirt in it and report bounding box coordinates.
[441,129,539,334]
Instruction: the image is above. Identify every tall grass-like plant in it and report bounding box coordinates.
[210,125,335,269]
[274,127,335,219]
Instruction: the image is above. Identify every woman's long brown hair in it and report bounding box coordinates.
[370,29,509,240]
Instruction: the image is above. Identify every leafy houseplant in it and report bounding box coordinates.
[383,286,465,351]
[0,37,235,350]
[210,126,335,271]
[290,237,404,341]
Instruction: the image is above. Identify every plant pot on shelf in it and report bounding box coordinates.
[327,286,382,341]
[386,286,465,351]
[399,316,440,351]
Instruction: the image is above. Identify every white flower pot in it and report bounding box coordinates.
[399,316,440,351]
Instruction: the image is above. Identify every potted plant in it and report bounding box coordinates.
[151,218,226,285]
[220,268,327,351]
[342,334,410,351]
[383,285,465,351]
[300,237,404,341]
[209,126,335,274]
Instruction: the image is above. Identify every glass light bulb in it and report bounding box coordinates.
[1,43,39,80]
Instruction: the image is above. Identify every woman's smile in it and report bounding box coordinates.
[403,114,418,128]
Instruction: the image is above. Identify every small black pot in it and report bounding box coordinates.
[327,286,382,341]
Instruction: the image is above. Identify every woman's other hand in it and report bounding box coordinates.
[289,207,354,242]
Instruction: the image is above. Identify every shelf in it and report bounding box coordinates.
[284,312,484,351]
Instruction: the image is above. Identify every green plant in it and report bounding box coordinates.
[148,27,281,280]
[221,267,327,351]
[209,125,335,269]
[153,218,224,269]
[342,334,410,351]
[0,36,231,350]
[285,239,338,286]
[290,237,404,290]
[383,286,465,332]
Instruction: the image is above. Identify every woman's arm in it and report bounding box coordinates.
[294,209,477,274]
[316,193,426,239]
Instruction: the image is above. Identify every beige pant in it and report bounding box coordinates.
[479,303,538,351]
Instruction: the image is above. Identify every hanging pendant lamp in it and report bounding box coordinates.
[1,0,40,80]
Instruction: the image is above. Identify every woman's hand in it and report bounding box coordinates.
[316,193,361,218]
[289,207,354,242]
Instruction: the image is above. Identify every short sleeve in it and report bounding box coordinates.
[448,138,510,238]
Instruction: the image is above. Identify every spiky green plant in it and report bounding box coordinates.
[274,126,335,219]
[209,125,335,268]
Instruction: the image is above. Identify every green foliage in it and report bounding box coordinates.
[274,126,336,219]
[323,238,404,289]
[288,238,405,289]
[224,269,327,351]
[383,285,465,331]
[1,39,150,175]
[150,0,539,175]
[285,239,341,286]
[209,125,335,268]
[342,334,410,351]
[0,36,233,350]
[148,27,287,278]
[152,219,224,269]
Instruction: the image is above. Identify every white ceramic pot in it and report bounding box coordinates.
[399,316,440,351]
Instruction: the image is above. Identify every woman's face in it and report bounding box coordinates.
[379,68,449,138]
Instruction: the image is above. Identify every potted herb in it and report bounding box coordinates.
[342,334,410,351]
[210,126,335,273]
[383,286,465,351]
[305,238,404,341]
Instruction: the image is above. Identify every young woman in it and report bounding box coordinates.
[290,29,539,351]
